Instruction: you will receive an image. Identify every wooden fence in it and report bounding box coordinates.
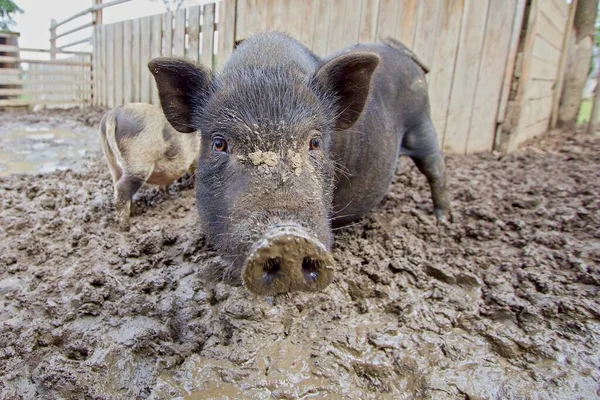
[90,0,573,154]
[498,0,572,152]
[93,0,235,108]
[0,0,102,108]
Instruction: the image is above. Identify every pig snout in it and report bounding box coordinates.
[242,225,334,295]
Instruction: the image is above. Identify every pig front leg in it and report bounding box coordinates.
[159,185,170,197]
[411,153,452,223]
[114,175,145,230]
[402,119,453,223]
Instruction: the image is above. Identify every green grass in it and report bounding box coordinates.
[578,98,593,125]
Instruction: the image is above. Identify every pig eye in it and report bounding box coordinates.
[309,137,320,151]
[212,137,228,153]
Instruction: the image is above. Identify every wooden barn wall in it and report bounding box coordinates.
[235,0,525,154]
[500,0,571,152]
[92,0,574,154]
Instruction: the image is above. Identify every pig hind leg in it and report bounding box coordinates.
[114,174,145,230]
[401,118,452,222]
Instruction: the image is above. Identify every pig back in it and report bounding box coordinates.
[330,43,430,226]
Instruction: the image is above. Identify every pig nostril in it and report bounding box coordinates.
[302,257,322,283]
[262,258,281,285]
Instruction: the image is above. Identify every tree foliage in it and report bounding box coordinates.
[0,0,22,32]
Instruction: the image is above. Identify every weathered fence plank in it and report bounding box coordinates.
[397,0,418,46]
[312,0,332,56]
[327,0,347,53]
[114,22,124,106]
[467,0,517,153]
[358,0,380,42]
[443,0,490,153]
[151,14,162,104]
[237,0,268,41]
[217,0,236,70]
[428,0,465,145]
[187,6,201,63]
[106,23,115,108]
[173,8,186,57]
[140,16,151,103]
[201,3,215,69]
[377,0,400,40]
[123,20,133,103]
[163,11,173,57]
[412,0,442,69]
[132,18,141,101]
[299,0,318,49]
[342,0,362,49]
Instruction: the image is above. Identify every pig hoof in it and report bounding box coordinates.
[242,225,334,296]
[435,208,454,225]
[117,221,131,232]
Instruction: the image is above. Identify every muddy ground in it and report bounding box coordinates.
[0,109,599,400]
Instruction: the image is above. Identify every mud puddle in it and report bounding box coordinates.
[0,110,599,399]
[0,126,96,176]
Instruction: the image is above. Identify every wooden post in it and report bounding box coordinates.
[50,19,57,60]
[92,1,103,107]
[550,0,579,129]
[587,80,600,134]
[93,0,103,26]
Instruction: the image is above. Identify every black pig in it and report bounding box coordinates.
[149,32,451,295]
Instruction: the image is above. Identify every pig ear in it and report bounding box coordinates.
[148,57,212,133]
[313,52,379,131]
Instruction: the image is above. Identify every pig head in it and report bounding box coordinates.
[149,33,378,295]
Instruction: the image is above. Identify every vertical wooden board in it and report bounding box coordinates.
[163,11,173,56]
[187,6,201,62]
[237,0,268,40]
[312,0,332,56]
[497,0,526,124]
[377,0,400,39]
[397,0,418,45]
[106,24,115,108]
[358,0,380,42]
[161,11,173,57]
[93,26,99,106]
[284,0,305,41]
[466,0,517,153]
[299,0,318,49]
[132,18,141,102]
[553,0,569,17]
[427,0,465,143]
[217,0,236,70]
[236,0,250,40]
[266,0,284,33]
[521,95,554,127]
[201,3,216,69]
[174,8,186,57]
[550,0,577,128]
[151,14,163,105]
[532,35,562,66]
[341,0,363,48]
[411,0,443,68]
[506,0,542,152]
[443,0,490,154]
[100,25,107,107]
[538,10,564,49]
[123,20,133,104]
[140,17,152,104]
[326,0,347,53]
[541,0,567,34]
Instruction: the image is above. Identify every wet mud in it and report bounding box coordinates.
[0,110,599,399]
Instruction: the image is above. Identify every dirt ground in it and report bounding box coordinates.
[0,109,599,400]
